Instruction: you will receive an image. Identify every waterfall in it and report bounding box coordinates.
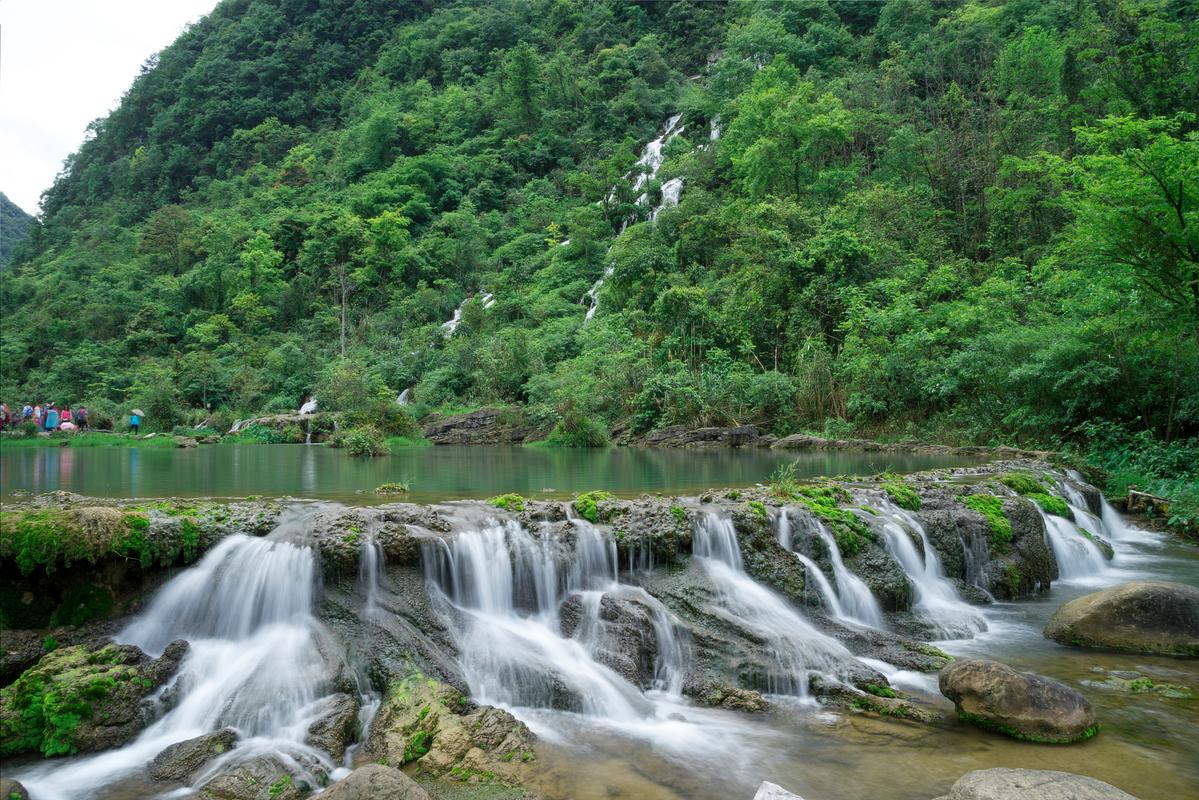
[691,513,853,696]
[397,387,412,406]
[1039,508,1108,581]
[298,397,318,415]
[709,115,722,141]
[870,502,987,639]
[584,113,685,323]
[778,509,885,629]
[17,514,337,800]
[359,525,385,619]
[441,293,494,335]
[423,517,687,720]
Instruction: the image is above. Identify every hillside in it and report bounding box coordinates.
[0,193,34,269]
[1,0,1196,455]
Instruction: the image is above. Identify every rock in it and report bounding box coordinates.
[1126,490,1169,517]
[559,593,660,689]
[1044,581,1199,657]
[321,764,430,800]
[702,686,769,712]
[421,408,539,444]
[174,436,198,448]
[939,658,1097,743]
[754,781,806,800]
[367,674,535,784]
[305,692,360,761]
[633,425,765,448]
[0,640,189,756]
[197,754,319,800]
[0,778,30,800]
[148,728,239,782]
[933,768,1138,800]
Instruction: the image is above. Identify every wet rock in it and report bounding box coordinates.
[607,500,691,564]
[309,505,444,575]
[321,764,430,800]
[1044,580,1199,657]
[148,728,239,782]
[305,692,360,761]
[939,658,1097,743]
[932,768,1138,800]
[0,640,189,756]
[367,673,535,785]
[845,543,911,612]
[559,593,660,689]
[0,778,29,800]
[701,685,768,712]
[730,506,807,600]
[174,436,199,448]
[754,781,805,800]
[196,753,319,800]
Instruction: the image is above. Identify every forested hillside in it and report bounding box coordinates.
[0,194,34,269]
[2,0,1196,460]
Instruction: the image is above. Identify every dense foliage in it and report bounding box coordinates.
[3,0,1197,464]
[0,193,34,269]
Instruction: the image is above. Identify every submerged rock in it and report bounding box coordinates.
[939,658,1097,743]
[148,728,239,783]
[932,768,1138,800]
[321,764,430,800]
[0,640,188,756]
[367,674,535,785]
[1044,581,1199,657]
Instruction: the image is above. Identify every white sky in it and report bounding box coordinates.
[2,0,218,215]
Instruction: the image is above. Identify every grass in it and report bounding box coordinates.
[385,435,431,449]
[0,432,179,449]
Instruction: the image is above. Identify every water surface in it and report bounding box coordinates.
[0,444,987,503]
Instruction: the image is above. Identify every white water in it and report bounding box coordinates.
[1039,508,1109,582]
[359,527,385,619]
[298,397,318,415]
[871,502,987,639]
[397,387,412,406]
[584,113,685,323]
[781,510,887,628]
[441,293,494,335]
[692,513,854,696]
[18,519,337,800]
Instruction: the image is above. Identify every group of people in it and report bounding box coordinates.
[0,403,90,432]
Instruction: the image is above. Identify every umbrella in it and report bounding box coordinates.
[131,409,146,417]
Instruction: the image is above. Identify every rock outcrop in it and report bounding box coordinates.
[421,408,540,444]
[632,425,768,448]
[321,764,430,800]
[932,768,1138,800]
[148,728,239,783]
[939,658,1097,743]
[0,640,188,756]
[1044,581,1199,657]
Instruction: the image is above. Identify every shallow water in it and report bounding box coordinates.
[0,444,987,503]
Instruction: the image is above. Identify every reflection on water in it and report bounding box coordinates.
[0,444,987,503]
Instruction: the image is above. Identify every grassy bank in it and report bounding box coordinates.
[0,432,180,449]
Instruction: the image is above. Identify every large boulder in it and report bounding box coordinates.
[367,674,535,785]
[933,768,1138,800]
[0,640,188,756]
[321,764,429,800]
[559,592,661,689]
[197,754,319,800]
[148,728,239,783]
[304,692,360,761]
[939,659,1097,743]
[1044,581,1199,657]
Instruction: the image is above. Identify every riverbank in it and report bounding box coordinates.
[1,460,1196,799]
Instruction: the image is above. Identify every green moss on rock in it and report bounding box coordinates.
[573,491,614,523]
[487,494,526,513]
[963,495,1013,554]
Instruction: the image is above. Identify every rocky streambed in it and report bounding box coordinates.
[1,461,1196,800]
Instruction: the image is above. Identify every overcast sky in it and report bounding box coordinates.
[2,0,218,215]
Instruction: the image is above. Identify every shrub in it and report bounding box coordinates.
[545,414,609,448]
[769,462,800,498]
[227,424,289,444]
[332,427,389,457]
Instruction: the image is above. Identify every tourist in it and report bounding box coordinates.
[61,406,73,426]
[129,410,141,435]
[76,406,89,430]
[45,405,60,431]
[0,403,10,431]
[22,403,32,421]
[33,404,43,430]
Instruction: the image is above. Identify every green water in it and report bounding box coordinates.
[0,443,988,503]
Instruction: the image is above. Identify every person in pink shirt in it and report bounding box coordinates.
[61,406,73,425]
[33,404,43,430]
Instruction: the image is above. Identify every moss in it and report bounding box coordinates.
[999,472,1047,495]
[573,491,613,523]
[1003,563,1022,597]
[403,729,431,764]
[670,505,687,523]
[487,494,526,513]
[724,490,741,501]
[49,585,114,628]
[375,482,411,495]
[0,508,180,574]
[1028,492,1073,519]
[851,696,912,718]
[1128,677,1154,693]
[791,486,873,557]
[883,481,921,511]
[746,500,768,519]
[864,683,899,699]
[268,775,293,798]
[957,710,1098,744]
[963,494,1013,554]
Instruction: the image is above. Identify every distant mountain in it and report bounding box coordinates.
[0,192,34,269]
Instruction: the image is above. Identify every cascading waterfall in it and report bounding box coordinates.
[692,513,853,696]
[870,502,987,639]
[775,509,885,629]
[17,516,337,800]
[397,387,412,406]
[1039,508,1109,581]
[441,293,495,335]
[423,517,687,720]
[359,523,385,619]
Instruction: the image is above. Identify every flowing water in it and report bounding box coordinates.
[776,509,885,629]
[1040,507,1110,582]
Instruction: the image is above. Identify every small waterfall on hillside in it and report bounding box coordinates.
[18,515,338,800]
[441,293,495,335]
[584,113,685,323]
[776,509,884,629]
[870,502,987,639]
[423,517,687,720]
[397,387,412,406]
[692,513,853,696]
